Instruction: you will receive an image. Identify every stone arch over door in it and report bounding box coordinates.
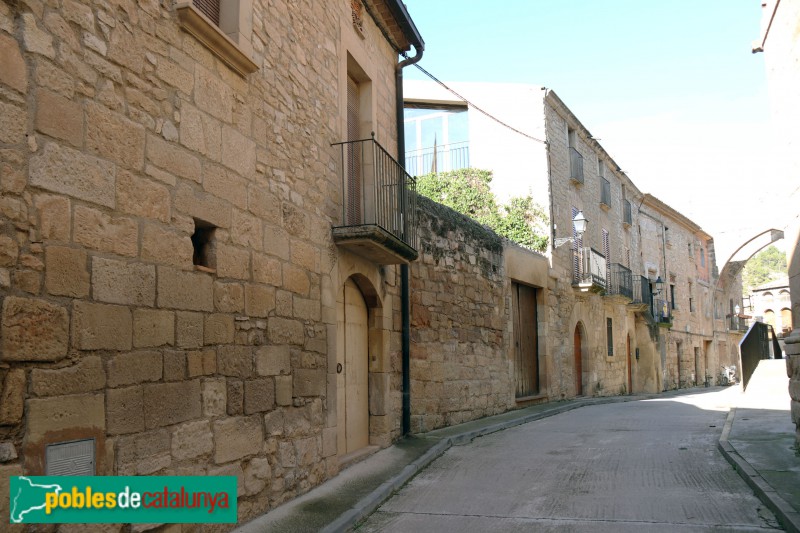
[574,322,587,396]
[335,272,390,459]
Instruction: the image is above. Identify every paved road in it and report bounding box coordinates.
[357,388,782,532]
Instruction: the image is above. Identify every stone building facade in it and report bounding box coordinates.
[404,81,746,401]
[0,0,430,526]
[754,0,800,446]
[748,277,792,338]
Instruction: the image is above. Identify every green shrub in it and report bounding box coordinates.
[416,168,549,253]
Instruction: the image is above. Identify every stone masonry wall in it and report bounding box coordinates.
[544,97,641,398]
[0,0,401,527]
[409,197,512,432]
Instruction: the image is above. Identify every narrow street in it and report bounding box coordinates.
[356,388,781,532]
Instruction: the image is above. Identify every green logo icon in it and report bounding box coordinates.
[9,476,237,524]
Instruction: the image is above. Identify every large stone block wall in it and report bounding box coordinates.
[409,197,513,432]
[0,0,402,526]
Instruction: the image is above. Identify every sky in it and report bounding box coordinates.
[401,0,789,261]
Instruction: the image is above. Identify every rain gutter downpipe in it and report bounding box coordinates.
[397,43,423,437]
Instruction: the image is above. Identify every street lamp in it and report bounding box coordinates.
[554,211,588,247]
[653,276,664,296]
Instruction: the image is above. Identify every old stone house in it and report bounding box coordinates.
[404,80,745,401]
[0,0,757,528]
[748,277,792,338]
[0,0,432,526]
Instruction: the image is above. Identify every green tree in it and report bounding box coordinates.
[742,245,787,295]
[416,168,549,252]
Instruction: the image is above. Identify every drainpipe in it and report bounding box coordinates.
[396,45,423,436]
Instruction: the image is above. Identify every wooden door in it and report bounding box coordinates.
[626,334,632,394]
[694,347,701,386]
[574,325,583,396]
[337,279,369,455]
[512,283,539,398]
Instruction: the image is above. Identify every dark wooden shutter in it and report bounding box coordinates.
[193,0,220,25]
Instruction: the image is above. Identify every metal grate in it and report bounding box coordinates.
[193,0,220,25]
[346,76,362,225]
[46,439,95,476]
[569,147,584,183]
[601,177,611,206]
[623,199,632,225]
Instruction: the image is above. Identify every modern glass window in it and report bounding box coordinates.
[403,106,469,176]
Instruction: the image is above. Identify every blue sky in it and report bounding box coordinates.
[404,0,768,125]
[402,1,781,258]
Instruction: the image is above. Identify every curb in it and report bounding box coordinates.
[718,408,800,533]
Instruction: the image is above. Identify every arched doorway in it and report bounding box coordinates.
[337,278,369,455]
[574,323,585,396]
[626,334,632,394]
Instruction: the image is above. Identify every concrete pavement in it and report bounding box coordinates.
[235,381,799,532]
[718,359,800,533]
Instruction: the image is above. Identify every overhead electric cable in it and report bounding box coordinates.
[412,63,548,145]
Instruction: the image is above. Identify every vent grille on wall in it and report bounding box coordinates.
[46,439,95,476]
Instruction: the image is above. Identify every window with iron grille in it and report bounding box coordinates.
[175,0,258,76]
[602,229,610,282]
[606,317,614,356]
[600,177,611,207]
[623,199,632,225]
[568,129,583,184]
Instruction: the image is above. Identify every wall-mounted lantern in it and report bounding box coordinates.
[554,211,588,247]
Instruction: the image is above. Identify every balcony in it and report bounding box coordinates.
[606,263,633,302]
[332,138,418,265]
[729,315,750,333]
[404,141,469,177]
[628,275,652,312]
[569,147,584,184]
[623,199,632,226]
[653,298,672,327]
[600,177,611,208]
[573,247,606,293]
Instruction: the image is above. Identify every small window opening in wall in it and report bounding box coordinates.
[607,317,614,356]
[192,218,217,272]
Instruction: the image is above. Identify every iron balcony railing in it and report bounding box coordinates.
[730,315,749,332]
[623,199,632,225]
[574,247,606,289]
[404,141,469,177]
[607,263,633,299]
[600,177,611,207]
[634,275,653,308]
[654,298,672,324]
[333,137,417,249]
[569,147,584,184]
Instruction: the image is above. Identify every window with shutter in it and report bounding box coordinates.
[193,0,220,25]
